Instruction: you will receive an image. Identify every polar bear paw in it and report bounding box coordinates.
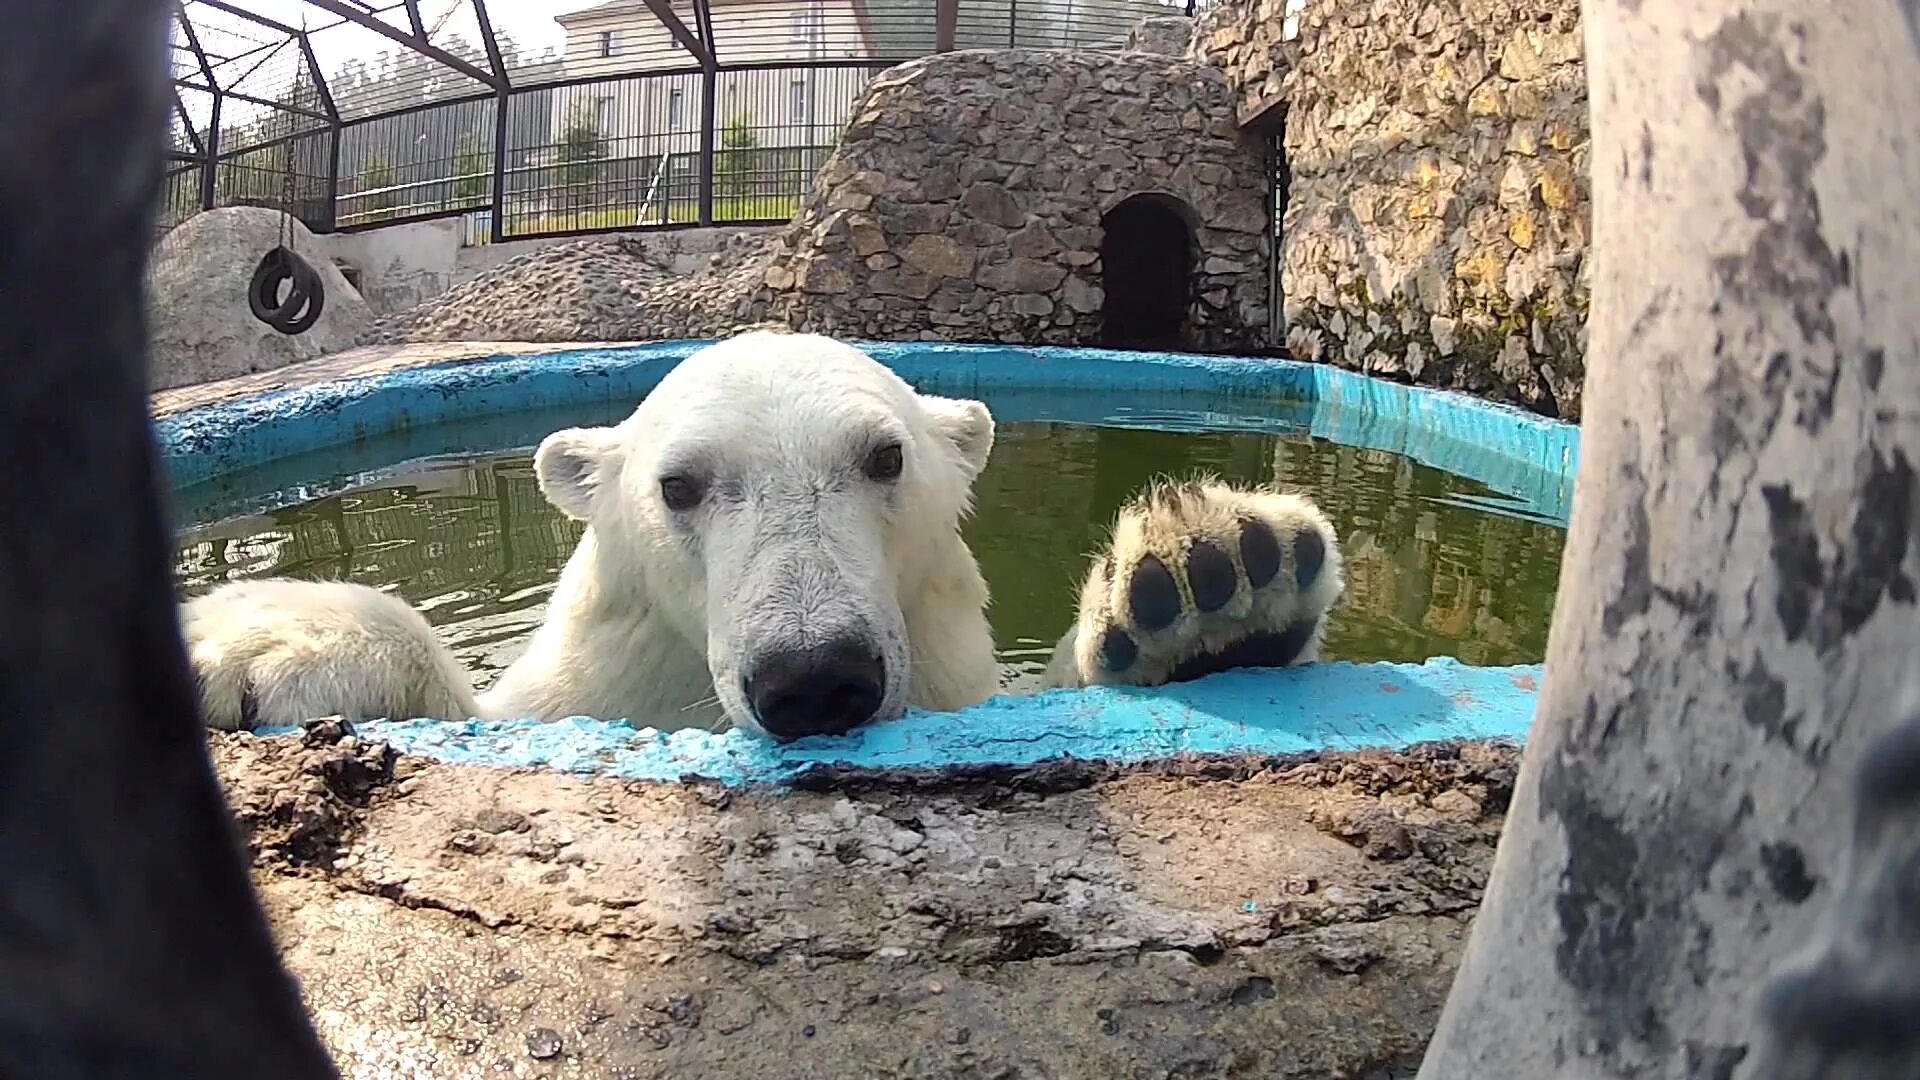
[1046,479,1345,689]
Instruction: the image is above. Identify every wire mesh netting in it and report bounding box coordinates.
[166,0,1190,243]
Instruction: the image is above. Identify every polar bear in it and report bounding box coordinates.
[183,332,1345,741]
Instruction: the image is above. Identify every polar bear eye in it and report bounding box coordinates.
[659,475,703,511]
[863,442,904,482]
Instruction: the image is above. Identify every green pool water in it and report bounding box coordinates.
[173,408,1567,697]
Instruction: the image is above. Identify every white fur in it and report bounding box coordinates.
[183,332,1000,737]
[181,331,1345,738]
[186,578,479,731]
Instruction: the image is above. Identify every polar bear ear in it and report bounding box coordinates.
[920,395,995,481]
[535,426,621,521]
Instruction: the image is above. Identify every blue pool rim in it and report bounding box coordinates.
[157,340,1579,786]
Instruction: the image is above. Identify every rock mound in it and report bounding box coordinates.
[361,232,781,345]
[147,206,373,390]
[759,49,1271,349]
[365,50,1272,353]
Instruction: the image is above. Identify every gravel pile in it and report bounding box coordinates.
[360,232,786,345]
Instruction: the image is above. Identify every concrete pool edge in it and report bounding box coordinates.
[156,340,1580,523]
[259,656,1540,787]
[162,341,1571,781]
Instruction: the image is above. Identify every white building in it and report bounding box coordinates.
[552,0,878,157]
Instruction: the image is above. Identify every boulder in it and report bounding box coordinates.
[146,207,372,390]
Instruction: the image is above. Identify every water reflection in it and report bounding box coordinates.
[176,417,1566,686]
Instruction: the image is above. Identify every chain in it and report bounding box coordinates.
[279,105,296,252]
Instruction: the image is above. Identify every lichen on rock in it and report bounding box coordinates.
[1193,0,1591,418]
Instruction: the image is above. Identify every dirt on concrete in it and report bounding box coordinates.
[209,722,1519,1079]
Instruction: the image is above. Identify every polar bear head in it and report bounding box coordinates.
[531,332,995,740]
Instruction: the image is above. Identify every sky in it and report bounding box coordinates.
[181,0,601,85]
[176,0,608,129]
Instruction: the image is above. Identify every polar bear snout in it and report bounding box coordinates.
[743,635,888,740]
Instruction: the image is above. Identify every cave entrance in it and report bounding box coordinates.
[1099,193,1196,351]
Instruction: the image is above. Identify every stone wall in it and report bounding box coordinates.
[758,50,1274,350]
[450,225,782,293]
[363,50,1274,354]
[1187,0,1305,126]
[1122,15,1195,57]
[1193,0,1591,419]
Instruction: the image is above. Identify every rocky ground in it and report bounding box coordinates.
[359,233,786,347]
[212,720,1519,1079]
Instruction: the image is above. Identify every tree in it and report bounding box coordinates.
[555,103,605,204]
[358,154,399,219]
[715,115,760,201]
[453,133,489,203]
[1416,1,1920,1077]
[215,140,288,205]
[859,0,940,54]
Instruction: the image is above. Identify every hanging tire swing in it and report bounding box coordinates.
[248,244,326,335]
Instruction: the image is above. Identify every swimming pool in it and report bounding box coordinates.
[160,341,1579,784]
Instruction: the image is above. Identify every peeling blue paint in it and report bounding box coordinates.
[164,342,1578,784]
[255,657,1541,786]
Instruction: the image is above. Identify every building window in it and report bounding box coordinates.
[789,79,807,124]
[595,95,615,134]
[790,11,813,41]
[668,88,686,130]
[598,29,623,58]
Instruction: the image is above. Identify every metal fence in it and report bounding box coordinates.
[164,0,1193,245]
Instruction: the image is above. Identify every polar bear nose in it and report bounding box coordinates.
[745,637,887,740]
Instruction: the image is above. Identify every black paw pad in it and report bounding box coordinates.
[1293,527,1326,590]
[1165,618,1320,684]
[1239,519,1281,589]
[1127,554,1182,632]
[1186,539,1237,612]
[1098,627,1138,672]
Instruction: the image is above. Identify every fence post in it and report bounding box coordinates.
[936,0,957,51]
[323,124,341,233]
[490,89,508,243]
[698,68,716,226]
[200,91,221,211]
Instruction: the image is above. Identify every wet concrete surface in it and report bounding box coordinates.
[210,722,1516,1078]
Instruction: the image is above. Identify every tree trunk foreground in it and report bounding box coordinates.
[0,1,336,1076]
[1419,2,1920,1078]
